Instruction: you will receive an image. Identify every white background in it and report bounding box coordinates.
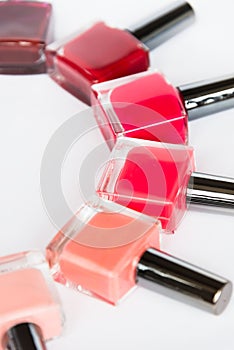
[0,0,234,349]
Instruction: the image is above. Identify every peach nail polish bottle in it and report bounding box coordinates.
[47,197,232,315]
[0,251,64,350]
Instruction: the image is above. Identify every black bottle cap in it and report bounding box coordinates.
[6,323,46,350]
[178,74,234,120]
[129,1,194,50]
[137,248,232,314]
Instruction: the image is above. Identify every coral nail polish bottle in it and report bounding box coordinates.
[46,1,194,105]
[47,197,232,315]
[0,0,53,74]
[96,138,234,232]
[0,251,64,350]
[91,70,234,148]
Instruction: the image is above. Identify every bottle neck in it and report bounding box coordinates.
[129,1,194,50]
[137,248,232,315]
[187,172,234,209]
[178,74,234,120]
[6,323,46,350]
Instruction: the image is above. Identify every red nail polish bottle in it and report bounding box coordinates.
[46,1,194,105]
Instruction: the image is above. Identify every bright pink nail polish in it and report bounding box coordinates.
[0,251,64,350]
[92,71,234,148]
[46,2,194,104]
[97,138,195,233]
[97,138,234,231]
[91,70,188,148]
[0,1,53,74]
[47,197,232,314]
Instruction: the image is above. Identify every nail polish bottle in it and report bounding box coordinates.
[91,70,234,148]
[46,197,232,315]
[96,138,234,232]
[0,251,64,350]
[0,0,53,74]
[46,1,194,105]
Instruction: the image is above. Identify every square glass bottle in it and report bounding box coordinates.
[97,137,234,231]
[92,70,234,148]
[0,251,64,350]
[96,138,195,232]
[47,196,160,305]
[46,1,194,104]
[47,197,232,315]
[91,70,188,148]
[0,0,53,74]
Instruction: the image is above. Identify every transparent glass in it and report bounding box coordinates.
[46,22,149,105]
[47,196,160,305]
[97,138,195,233]
[91,70,188,149]
[0,251,63,350]
[0,1,53,74]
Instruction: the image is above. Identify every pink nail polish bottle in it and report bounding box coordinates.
[0,0,53,74]
[46,1,194,105]
[47,196,232,315]
[96,138,234,232]
[91,70,234,148]
[0,251,64,350]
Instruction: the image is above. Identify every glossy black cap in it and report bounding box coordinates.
[187,172,234,209]
[179,74,234,120]
[6,323,46,350]
[129,1,195,50]
[137,248,232,314]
